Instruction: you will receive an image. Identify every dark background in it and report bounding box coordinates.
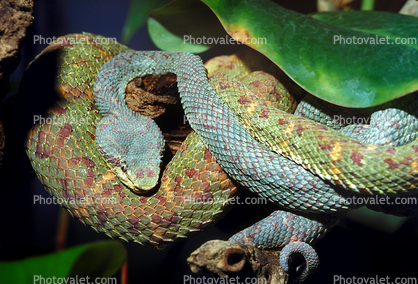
[1,0,417,283]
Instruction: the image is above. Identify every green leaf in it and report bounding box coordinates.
[361,0,375,11]
[147,0,227,52]
[0,241,125,284]
[69,241,126,279]
[347,207,407,233]
[147,0,418,107]
[310,10,418,49]
[122,0,172,44]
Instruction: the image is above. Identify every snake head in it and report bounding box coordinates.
[96,112,165,193]
[113,154,163,193]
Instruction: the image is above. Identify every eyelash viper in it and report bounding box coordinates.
[24,33,418,282]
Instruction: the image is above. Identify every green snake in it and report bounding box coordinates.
[25,33,418,281]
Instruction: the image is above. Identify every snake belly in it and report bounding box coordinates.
[25,33,237,247]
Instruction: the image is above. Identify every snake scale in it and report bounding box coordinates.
[25,33,418,281]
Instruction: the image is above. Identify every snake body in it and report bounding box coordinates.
[25,33,418,281]
[94,54,166,192]
[25,34,237,247]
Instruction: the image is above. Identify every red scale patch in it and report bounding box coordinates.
[238,95,251,105]
[136,169,144,179]
[318,142,332,151]
[386,148,396,154]
[97,204,106,214]
[128,216,139,225]
[174,176,183,186]
[159,219,171,227]
[169,214,179,224]
[146,167,155,178]
[97,213,108,222]
[59,38,74,47]
[173,185,183,195]
[57,137,65,148]
[218,81,230,90]
[185,168,199,178]
[152,214,161,224]
[35,143,50,159]
[99,187,110,198]
[273,88,283,101]
[179,146,187,157]
[400,156,412,166]
[201,181,211,192]
[158,195,167,205]
[412,145,418,153]
[204,149,213,162]
[38,131,46,143]
[224,61,234,70]
[193,192,203,202]
[62,190,72,200]
[84,177,94,188]
[35,144,43,159]
[129,228,139,235]
[60,179,68,190]
[260,109,269,119]
[384,158,399,169]
[249,80,261,88]
[51,105,67,115]
[350,151,363,167]
[113,185,123,192]
[81,157,95,167]
[296,125,304,137]
[201,192,213,202]
[246,232,256,239]
[99,124,108,131]
[86,168,95,178]
[278,118,288,125]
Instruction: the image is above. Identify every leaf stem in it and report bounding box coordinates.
[361,0,375,10]
[55,207,69,251]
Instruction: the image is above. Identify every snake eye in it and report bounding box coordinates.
[121,162,127,172]
[156,243,166,250]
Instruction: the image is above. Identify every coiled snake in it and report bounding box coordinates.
[25,33,418,281]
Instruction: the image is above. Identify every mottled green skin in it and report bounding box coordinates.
[215,72,418,196]
[25,33,237,246]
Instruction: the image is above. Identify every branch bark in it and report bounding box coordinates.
[187,240,297,284]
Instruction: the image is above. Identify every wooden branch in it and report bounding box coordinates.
[187,240,297,284]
